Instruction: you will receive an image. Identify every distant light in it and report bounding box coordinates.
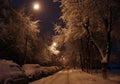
[53,49,60,55]
[52,42,57,47]
[49,42,60,55]
[33,3,40,10]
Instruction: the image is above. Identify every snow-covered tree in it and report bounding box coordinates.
[53,0,120,79]
[0,1,41,65]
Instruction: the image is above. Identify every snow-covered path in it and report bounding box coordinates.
[30,69,120,84]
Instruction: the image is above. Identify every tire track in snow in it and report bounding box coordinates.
[67,69,70,84]
[46,69,71,84]
[39,71,63,84]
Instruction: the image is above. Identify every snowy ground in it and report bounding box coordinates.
[30,69,120,84]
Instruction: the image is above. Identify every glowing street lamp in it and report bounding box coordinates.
[52,42,57,47]
[49,42,60,55]
[33,3,40,10]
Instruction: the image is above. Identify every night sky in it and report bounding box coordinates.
[10,0,61,34]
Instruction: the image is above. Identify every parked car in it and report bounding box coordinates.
[39,66,61,76]
[40,67,52,76]
[47,66,58,73]
[0,60,28,84]
[22,64,41,80]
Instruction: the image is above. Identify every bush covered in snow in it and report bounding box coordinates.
[22,64,62,81]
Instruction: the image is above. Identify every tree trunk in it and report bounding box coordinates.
[80,39,84,71]
[24,37,28,64]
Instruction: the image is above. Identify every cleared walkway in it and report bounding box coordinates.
[30,69,120,84]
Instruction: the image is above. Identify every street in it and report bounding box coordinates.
[30,69,120,84]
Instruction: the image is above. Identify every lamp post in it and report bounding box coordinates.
[24,2,40,63]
